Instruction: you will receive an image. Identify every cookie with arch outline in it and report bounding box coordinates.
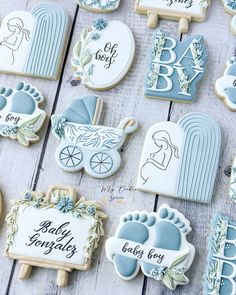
[0,81,46,146]
[77,0,120,12]
[136,112,221,203]
[71,18,135,90]
[106,204,195,290]
[215,57,236,111]
[0,3,69,80]
[5,185,107,287]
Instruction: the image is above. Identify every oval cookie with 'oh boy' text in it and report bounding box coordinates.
[72,18,135,90]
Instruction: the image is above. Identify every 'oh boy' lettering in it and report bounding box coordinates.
[94,42,118,69]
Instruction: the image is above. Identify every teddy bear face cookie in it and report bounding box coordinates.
[71,18,135,90]
[144,31,208,103]
[0,81,46,146]
[136,112,221,203]
[106,204,195,290]
[0,3,68,80]
[215,57,236,111]
[77,0,120,12]
[5,185,107,287]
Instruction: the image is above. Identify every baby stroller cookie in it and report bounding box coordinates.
[51,95,138,178]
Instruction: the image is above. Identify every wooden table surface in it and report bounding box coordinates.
[0,0,235,294]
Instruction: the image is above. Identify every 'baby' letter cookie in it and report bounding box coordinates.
[72,18,135,90]
[77,0,120,12]
[5,185,107,287]
[0,81,46,146]
[145,31,207,103]
[215,57,236,111]
[106,204,195,290]
[135,0,211,33]
[0,3,69,80]
[51,95,138,178]
[136,112,221,203]
[205,213,236,295]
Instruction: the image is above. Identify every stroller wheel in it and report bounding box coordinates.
[90,152,113,175]
[59,146,83,168]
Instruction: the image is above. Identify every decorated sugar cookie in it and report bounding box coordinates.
[221,0,236,34]
[51,95,138,178]
[71,18,135,90]
[5,185,107,287]
[230,155,236,202]
[215,57,236,111]
[77,0,120,12]
[0,81,46,146]
[205,213,236,295]
[136,112,221,203]
[135,0,211,33]
[0,3,68,80]
[106,204,195,290]
[144,31,207,103]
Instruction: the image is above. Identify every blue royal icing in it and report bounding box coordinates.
[144,30,208,103]
[78,0,120,11]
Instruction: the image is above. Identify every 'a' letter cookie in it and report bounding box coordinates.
[215,57,236,111]
[0,81,46,146]
[5,185,107,287]
[106,204,195,290]
[0,3,69,80]
[135,0,211,33]
[144,30,207,103]
[77,0,120,12]
[51,95,138,178]
[71,18,135,90]
[136,112,221,203]
[205,213,236,295]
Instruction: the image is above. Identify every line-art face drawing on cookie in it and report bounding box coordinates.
[0,4,68,80]
[5,185,107,287]
[135,0,211,32]
[205,214,236,295]
[106,204,195,290]
[77,0,120,12]
[144,31,207,103]
[137,112,221,203]
[72,18,135,90]
[215,57,236,111]
[51,95,138,178]
[0,81,46,146]
[140,130,180,184]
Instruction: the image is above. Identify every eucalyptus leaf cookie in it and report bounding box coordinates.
[106,204,195,290]
[77,0,120,12]
[51,95,138,178]
[144,30,208,103]
[135,0,212,33]
[215,57,236,111]
[0,3,69,80]
[0,81,46,146]
[5,185,107,287]
[71,18,135,90]
[136,112,221,203]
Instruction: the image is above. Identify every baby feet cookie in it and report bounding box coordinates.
[77,0,120,12]
[144,30,208,103]
[0,3,68,80]
[106,204,195,290]
[71,18,135,90]
[0,81,46,146]
[215,57,236,111]
[136,112,221,203]
[205,213,236,295]
[5,185,107,287]
[135,0,211,32]
[51,95,138,178]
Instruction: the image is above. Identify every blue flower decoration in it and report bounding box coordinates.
[92,33,100,41]
[86,206,96,216]
[93,18,108,31]
[56,197,74,213]
[149,267,166,280]
[24,193,33,201]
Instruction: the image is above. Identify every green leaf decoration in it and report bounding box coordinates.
[76,41,81,56]
[17,131,28,146]
[20,115,41,128]
[170,272,189,284]
[163,272,174,290]
[83,53,92,66]
[20,130,39,140]
[170,253,188,268]
[82,28,88,40]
